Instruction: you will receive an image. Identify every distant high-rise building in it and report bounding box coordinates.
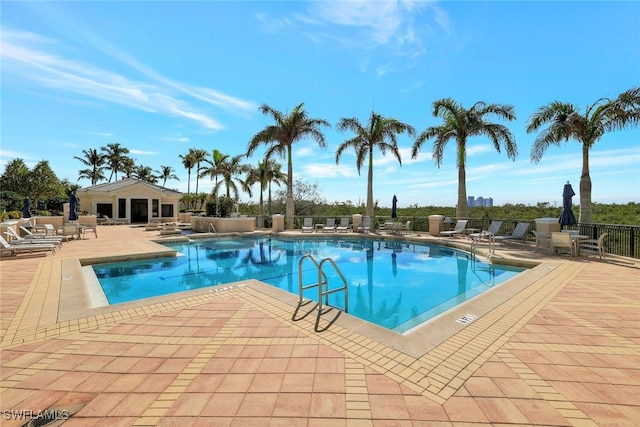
[475,196,484,207]
[467,196,475,207]
[468,195,494,207]
[484,198,494,207]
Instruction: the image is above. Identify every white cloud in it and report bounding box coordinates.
[0,27,256,130]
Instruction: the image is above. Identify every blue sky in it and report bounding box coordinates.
[2,1,639,208]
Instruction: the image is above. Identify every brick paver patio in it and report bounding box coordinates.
[1,225,638,426]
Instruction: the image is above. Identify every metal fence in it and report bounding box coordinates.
[288,215,640,259]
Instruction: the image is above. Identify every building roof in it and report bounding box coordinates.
[78,178,182,195]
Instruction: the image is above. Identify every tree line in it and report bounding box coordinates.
[2,88,639,227]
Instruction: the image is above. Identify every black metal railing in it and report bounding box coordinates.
[287,215,639,259]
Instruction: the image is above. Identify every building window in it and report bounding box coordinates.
[96,203,113,218]
[152,199,159,217]
[118,198,126,219]
[161,204,174,218]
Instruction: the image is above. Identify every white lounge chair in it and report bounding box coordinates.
[401,220,412,234]
[322,218,336,232]
[336,217,351,232]
[0,235,56,256]
[5,228,63,248]
[579,232,607,258]
[301,217,314,233]
[440,220,469,238]
[550,232,576,256]
[359,216,372,233]
[494,222,530,244]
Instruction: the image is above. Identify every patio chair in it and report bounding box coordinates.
[301,217,314,233]
[494,222,530,244]
[79,222,98,238]
[0,235,56,256]
[359,216,372,233]
[336,217,351,232]
[322,218,336,232]
[579,232,607,259]
[550,232,576,256]
[57,224,80,239]
[469,220,503,240]
[440,220,469,238]
[532,230,551,252]
[401,220,411,234]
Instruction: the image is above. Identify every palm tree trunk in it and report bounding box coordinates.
[285,146,294,229]
[579,144,592,223]
[366,148,374,217]
[457,165,468,219]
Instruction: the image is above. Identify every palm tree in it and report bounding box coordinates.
[214,155,252,201]
[245,161,271,227]
[74,148,106,185]
[132,165,157,183]
[264,160,286,216]
[411,99,517,219]
[189,148,209,195]
[101,143,130,182]
[155,165,179,187]
[199,149,229,209]
[526,87,640,223]
[247,103,330,229]
[121,157,136,178]
[336,111,415,217]
[179,151,195,196]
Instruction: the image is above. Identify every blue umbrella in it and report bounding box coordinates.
[559,182,577,227]
[69,193,79,221]
[391,195,398,219]
[22,197,31,218]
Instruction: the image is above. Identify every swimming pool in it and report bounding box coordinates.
[92,236,524,333]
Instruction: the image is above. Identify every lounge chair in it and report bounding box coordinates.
[102,215,125,225]
[5,228,63,249]
[336,217,351,232]
[469,220,503,240]
[18,226,65,243]
[494,222,530,244]
[401,220,412,234]
[579,232,607,258]
[301,217,314,233]
[0,235,56,256]
[440,220,469,238]
[322,218,336,232]
[550,232,576,256]
[359,216,372,233]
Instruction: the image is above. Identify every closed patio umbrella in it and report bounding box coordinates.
[391,195,398,219]
[22,197,31,218]
[559,181,577,227]
[69,193,79,221]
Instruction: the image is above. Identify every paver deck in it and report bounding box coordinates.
[1,224,638,426]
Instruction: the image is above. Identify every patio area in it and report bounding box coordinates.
[1,225,639,426]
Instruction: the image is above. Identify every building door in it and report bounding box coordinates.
[131,199,148,223]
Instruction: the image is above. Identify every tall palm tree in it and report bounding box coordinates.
[155,165,179,187]
[336,111,415,217]
[247,103,330,229]
[179,151,195,196]
[526,87,640,223]
[199,149,229,216]
[74,148,106,185]
[121,157,136,178]
[101,143,130,182]
[214,155,252,201]
[189,148,209,195]
[411,99,517,219]
[264,160,286,216]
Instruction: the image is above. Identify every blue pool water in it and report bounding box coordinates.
[93,236,524,333]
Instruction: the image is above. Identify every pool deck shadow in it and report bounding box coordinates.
[1,225,639,426]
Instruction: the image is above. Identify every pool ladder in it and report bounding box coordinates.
[208,223,217,234]
[295,254,348,331]
[470,231,495,257]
